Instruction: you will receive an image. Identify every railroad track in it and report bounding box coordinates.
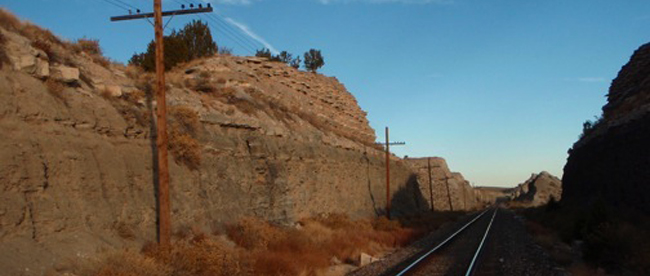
[382,208,499,276]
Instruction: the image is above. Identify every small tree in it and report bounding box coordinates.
[180,20,217,61]
[289,56,301,69]
[304,49,324,72]
[128,20,217,72]
[255,48,273,59]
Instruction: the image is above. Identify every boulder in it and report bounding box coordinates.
[51,65,80,83]
[12,54,36,73]
[359,252,378,266]
[34,58,49,78]
[105,85,122,98]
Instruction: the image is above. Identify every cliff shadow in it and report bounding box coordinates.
[145,84,162,242]
[364,150,381,216]
[390,174,430,218]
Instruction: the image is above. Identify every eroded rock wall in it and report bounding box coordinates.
[562,43,650,214]
[510,171,562,207]
[0,22,424,275]
[404,157,482,211]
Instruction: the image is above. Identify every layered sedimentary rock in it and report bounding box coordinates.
[0,20,425,275]
[562,43,650,214]
[404,157,482,211]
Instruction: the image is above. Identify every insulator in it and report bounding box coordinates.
[181,4,185,9]
[190,4,194,8]
[198,4,202,8]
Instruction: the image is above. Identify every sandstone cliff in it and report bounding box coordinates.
[562,43,650,214]
[404,157,483,211]
[509,171,561,207]
[0,13,427,275]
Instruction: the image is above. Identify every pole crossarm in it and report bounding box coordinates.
[377,142,406,146]
[110,7,213,21]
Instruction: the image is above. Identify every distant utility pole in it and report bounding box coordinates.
[377,127,405,219]
[110,2,212,247]
[427,157,434,212]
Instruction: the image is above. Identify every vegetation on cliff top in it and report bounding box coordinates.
[129,20,218,72]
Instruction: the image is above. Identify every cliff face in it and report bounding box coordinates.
[562,43,650,213]
[0,17,425,275]
[404,157,483,211]
[509,171,562,207]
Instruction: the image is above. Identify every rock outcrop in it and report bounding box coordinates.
[0,16,428,275]
[404,157,483,211]
[562,43,650,214]
[509,171,562,207]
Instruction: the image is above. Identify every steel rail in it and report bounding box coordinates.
[394,208,491,276]
[465,208,498,276]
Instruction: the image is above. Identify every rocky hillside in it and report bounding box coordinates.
[0,11,428,275]
[404,157,485,211]
[562,43,650,214]
[508,171,561,207]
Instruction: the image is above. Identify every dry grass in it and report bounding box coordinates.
[169,128,201,170]
[167,105,201,169]
[31,40,54,60]
[169,105,200,135]
[92,250,171,276]
[75,38,102,55]
[45,78,66,101]
[0,8,22,33]
[85,214,434,276]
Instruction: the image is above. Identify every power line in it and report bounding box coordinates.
[111,0,140,11]
[199,14,258,54]
[99,0,131,11]
[208,13,261,50]
[174,0,263,54]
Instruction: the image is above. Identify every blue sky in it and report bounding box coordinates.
[2,0,649,187]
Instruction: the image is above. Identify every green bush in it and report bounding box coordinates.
[304,49,324,72]
[129,20,217,72]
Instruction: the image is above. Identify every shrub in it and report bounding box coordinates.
[45,79,66,101]
[218,47,233,56]
[256,49,301,68]
[169,127,201,170]
[168,105,201,169]
[31,40,55,61]
[169,105,200,135]
[0,8,22,32]
[91,250,171,276]
[579,115,603,139]
[130,20,217,72]
[75,38,102,55]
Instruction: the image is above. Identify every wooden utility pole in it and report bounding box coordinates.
[152,0,170,248]
[111,2,213,247]
[378,127,405,219]
[427,157,434,211]
[385,127,390,219]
